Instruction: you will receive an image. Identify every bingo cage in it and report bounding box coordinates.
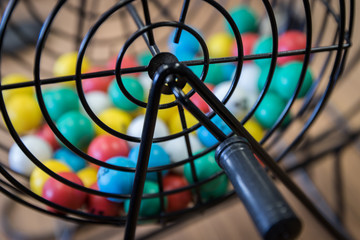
[0,0,357,239]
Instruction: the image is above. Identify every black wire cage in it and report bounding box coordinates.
[0,0,357,239]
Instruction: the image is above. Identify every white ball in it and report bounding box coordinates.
[126,115,170,148]
[232,63,261,94]
[8,135,53,176]
[138,72,152,96]
[213,81,258,118]
[80,91,113,116]
[162,134,204,174]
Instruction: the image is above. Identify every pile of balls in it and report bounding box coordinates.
[4,4,312,218]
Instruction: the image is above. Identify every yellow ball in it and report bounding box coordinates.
[207,32,233,58]
[77,166,98,188]
[30,160,71,195]
[168,110,198,134]
[95,108,132,135]
[7,94,43,135]
[157,94,178,124]
[1,74,33,101]
[244,119,264,142]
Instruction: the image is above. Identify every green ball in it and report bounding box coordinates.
[184,151,228,201]
[257,64,280,92]
[227,5,258,35]
[43,87,79,121]
[108,76,144,112]
[274,62,313,100]
[56,111,95,149]
[124,181,167,217]
[254,92,289,129]
[253,36,273,67]
[204,64,226,85]
[138,52,152,66]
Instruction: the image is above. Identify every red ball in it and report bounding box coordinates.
[87,183,121,216]
[42,172,87,213]
[82,66,114,93]
[87,135,129,169]
[232,33,259,57]
[278,30,307,65]
[163,174,192,212]
[107,54,140,77]
[190,84,214,113]
[36,123,60,151]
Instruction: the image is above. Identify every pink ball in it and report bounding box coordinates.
[36,123,60,151]
[87,135,129,169]
[87,183,121,216]
[232,33,259,57]
[82,66,114,93]
[190,84,214,113]
[278,30,307,65]
[107,54,140,77]
[42,172,87,213]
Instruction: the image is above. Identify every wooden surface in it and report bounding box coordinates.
[0,0,359,239]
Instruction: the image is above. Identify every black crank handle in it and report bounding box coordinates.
[215,136,302,240]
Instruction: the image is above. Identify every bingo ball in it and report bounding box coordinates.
[129,144,170,181]
[252,35,273,67]
[207,32,233,58]
[42,171,87,213]
[138,72,152,95]
[87,135,129,167]
[184,151,228,201]
[36,124,60,150]
[124,181,167,217]
[56,111,95,150]
[254,92,289,129]
[42,87,79,121]
[87,183,121,216]
[197,115,232,147]
[244,119,264,142]
[168,110,198,135]
[163,174,192,212]
[8,135,53,176]
[95,108,132,136]
[227,5,258,34]
[77,166,98,188]
[80,91,113,115]
[234,63,261,93]
[108,76,144,112]
[274,61,313,100]
[82,66,114,93]
[278,30,307,65]
[257,64,280,92]
[6,94,42,135]
[232,33,259,57]
[157,94,178,124]
[168,29,200,56]
[107,54,140,77]
[54,148,87,172]
[204,64,229,85]
[190,84,214,113]
[137,52,152,66]
[97,157,136,203]
[30,160,71,195]
[53,52,91,77]
[1,73,33,101]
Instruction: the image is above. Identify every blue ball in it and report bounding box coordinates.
[128,144,170,181]
[53,148,87,172]
[168,29,201,56]
[197,115,232,147]
[97,157,136,203]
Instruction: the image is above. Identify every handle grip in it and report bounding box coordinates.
[215,136,302,240]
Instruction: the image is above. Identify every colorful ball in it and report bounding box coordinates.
[137,52,153,66]
[227,5,258,34]
[87,183,121,216]
[197,115,232,147]
[207,32,233,58]
[107,54,140,77]
[163,174,192,212]
[1,73,33,101]
[129,143,170,181]
[97,157,135,203]
[53,147,87,172]
[7,94,43,135]
[204,64,228,85]
[108,76,144,112]
[157,94,178,124]
[42,171,87,212]
[168,29,201,56]
[244,119,264,142]
[80,91,113,116]
[278,30,307,65]
[252,35,273,67]
[257,64,280,92]
[124,181,167,217]
[56,111,95,149]
[36,123,60,151]
[184,151,228,201]
[87,135,129,168]
[82,66,114,93]
[53,52,91,80]
[77,166,98,188]
[168,110,198,135]
[274,61,313,100]
[232,33,259,57]
[30,160,71,195]
[43,87,79,121]
[235,62,261,93]
[8,135,53,176]
[95,108,132,136]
